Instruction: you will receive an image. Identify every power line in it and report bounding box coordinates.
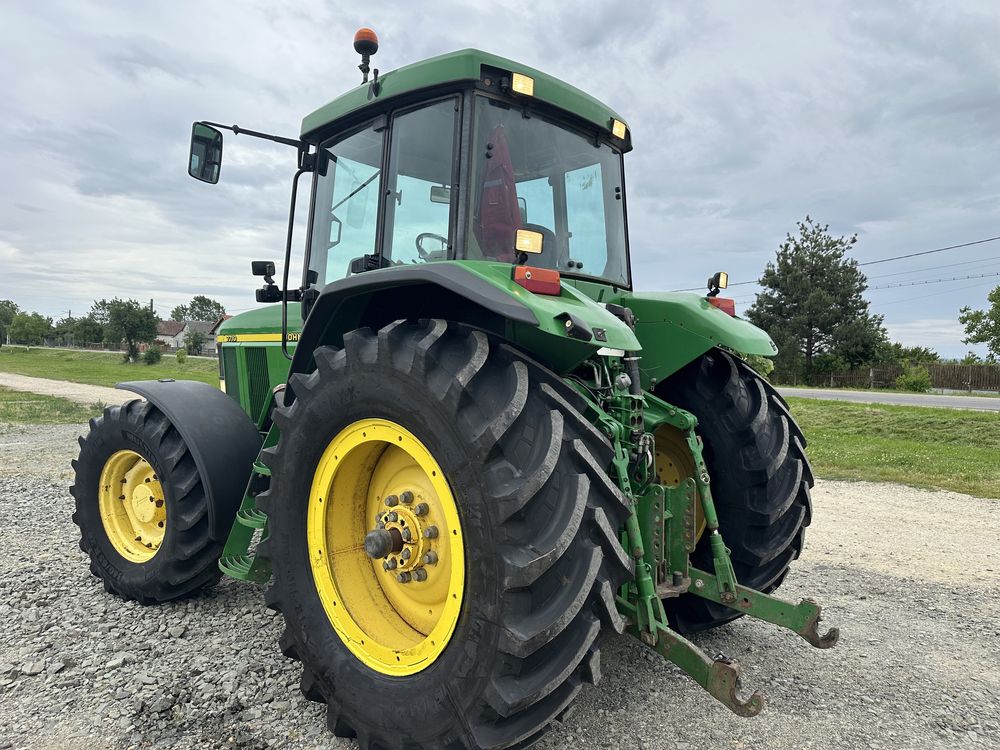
[667,234,1000,292]
[871,279,998,308]
[729,270,1000,303]
[858,235,1000,267]
[867,255,1000,280]
[868,271,1000,291]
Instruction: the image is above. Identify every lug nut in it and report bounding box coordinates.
[423,526,438,539]
[396,572,412,583]
[412,568,428,582]
[384,495,399,507]
[401,548,411,561]
[423,551,438,565]
[401,528,412,541]
[401,491,414,504]
[414,503,429,516]
[383,559,397,571]
[386,511,398,523]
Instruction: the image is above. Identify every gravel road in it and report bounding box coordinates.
[778,386,1000,411]
[2,420,998,750]
[0,374,131,406]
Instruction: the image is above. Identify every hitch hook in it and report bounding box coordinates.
[799,602,840,649]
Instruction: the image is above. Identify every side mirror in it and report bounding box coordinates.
[251,260,276,279]
[189,122,223,184]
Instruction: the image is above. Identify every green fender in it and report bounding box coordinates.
[615,291,778,388]
[284,261,640,384]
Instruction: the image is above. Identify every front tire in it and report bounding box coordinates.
[259,320,633,749]
[655,349,814,633]
[71,399,223,603]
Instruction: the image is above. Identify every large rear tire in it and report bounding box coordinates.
[259,320,633,749]
[70,399,223,604]
[655,349,814,633]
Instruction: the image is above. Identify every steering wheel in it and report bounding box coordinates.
[416,232,449,260]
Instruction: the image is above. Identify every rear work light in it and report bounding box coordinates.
[513,266,561,295]
[708,297,736,316]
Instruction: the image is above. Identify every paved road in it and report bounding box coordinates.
[779,386,1000,411]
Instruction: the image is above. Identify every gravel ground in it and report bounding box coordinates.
[1,421,998,750]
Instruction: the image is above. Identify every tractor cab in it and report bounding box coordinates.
[190,35,633,331]
[304,77,631,290]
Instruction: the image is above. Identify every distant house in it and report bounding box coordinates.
[155,321,187,350]
[155,319,225,355]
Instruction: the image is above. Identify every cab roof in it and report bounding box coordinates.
[300,48,626,141]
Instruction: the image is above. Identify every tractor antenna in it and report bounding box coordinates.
[354,27,379,84]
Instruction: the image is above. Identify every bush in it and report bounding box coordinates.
[175,349,187,364]
[740,353,775,380]
[895,365,931,393]
[142,346,162,365]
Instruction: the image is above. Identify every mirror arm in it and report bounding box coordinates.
[200,121,307,151]
[280,166,310,361]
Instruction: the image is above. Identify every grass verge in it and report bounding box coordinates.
[0,387,102,424]
[787,397,1000,499]
[0,347,217,387]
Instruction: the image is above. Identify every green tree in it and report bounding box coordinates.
[959,286,1000,360]
[746,217,887,381]
[171,295,225,322]
[98,298,158,362]
[184,330,207,355]
[8,312,53,345]
[874,341,940,366]
[72,315,104,344]
[0,299,20,343]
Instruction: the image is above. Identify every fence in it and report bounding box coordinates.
[32,339,218,359]
[784,363,1000,392]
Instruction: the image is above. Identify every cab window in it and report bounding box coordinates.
[383,99,459,265]
[308,125,384,284]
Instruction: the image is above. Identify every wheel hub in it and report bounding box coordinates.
[98,450,166,561]
[369,495,440,580]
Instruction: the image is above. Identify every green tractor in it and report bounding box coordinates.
[72,29,837,749]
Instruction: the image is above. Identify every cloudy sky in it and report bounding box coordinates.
[2,1,999,357]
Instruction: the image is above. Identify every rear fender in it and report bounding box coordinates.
[117,380,261,541]
[286,261,639,392]
[619,292,778,387]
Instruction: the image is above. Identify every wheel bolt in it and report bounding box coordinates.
[401,528,411,541]
[386,511,398,522]
[414,503,429,516]
[412,568,428,582]
[384,495,399,507]
[383,559,397,571]
[423,526,438,539]
[401,490,414,504]
[423,551,438,565]
[396,572,412,583]
[401,548,411,561]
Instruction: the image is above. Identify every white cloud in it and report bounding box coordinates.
[0,0,998,349]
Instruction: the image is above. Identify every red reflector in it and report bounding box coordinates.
[513,266,561,295]
[708,297,736,316]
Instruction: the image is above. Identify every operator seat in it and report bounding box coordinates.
[473,126,521,263]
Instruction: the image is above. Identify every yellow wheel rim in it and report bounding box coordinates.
[98,449,166,562]
[307,418,465,676]
[654,425,706,540]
